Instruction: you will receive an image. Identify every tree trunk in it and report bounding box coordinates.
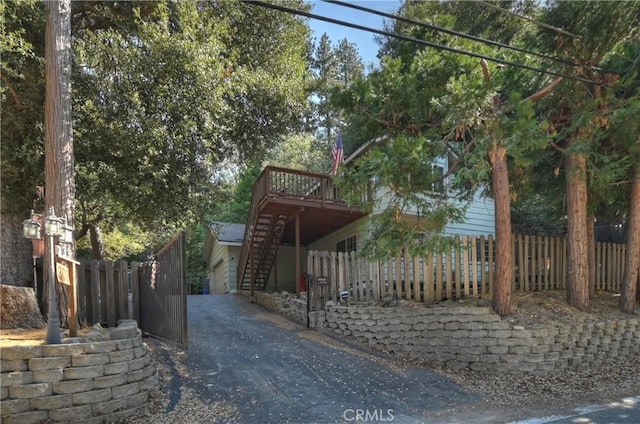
[490,142,512,316]
[44,0,74,324]
[90,224,106,260]
[619,164,640,313]
[565,151,590,311]
[587,215,596,298]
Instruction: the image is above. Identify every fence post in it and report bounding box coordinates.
[105,261,116,328]
[76,260,87,324]
[131,261,140,323]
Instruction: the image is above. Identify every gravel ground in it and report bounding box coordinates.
[122,291,639,423]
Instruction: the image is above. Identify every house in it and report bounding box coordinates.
[202,222,244,294]
[203,220,308,294]
[203,145,495,296]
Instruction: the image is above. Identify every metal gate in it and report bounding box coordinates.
[138,231,188,347]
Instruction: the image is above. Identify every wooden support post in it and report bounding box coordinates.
[56,255,80,337]
[250,241,255,302]
[295,212,301,294]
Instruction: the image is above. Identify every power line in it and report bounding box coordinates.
[326,0,578,69]
[243,0,604,86]
[477,1,581,39]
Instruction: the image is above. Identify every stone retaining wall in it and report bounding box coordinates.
[1,322,159,424]
[252,292,640,375]
[253,292,310,325]
[325,305,640,374]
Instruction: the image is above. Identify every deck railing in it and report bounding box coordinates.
[255,166,345,206]
[238,166,347,288]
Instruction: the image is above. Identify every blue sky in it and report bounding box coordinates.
[309,1,401,67]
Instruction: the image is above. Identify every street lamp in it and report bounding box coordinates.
[23,206,64,344]
[44,207,64,344]
[22,210,44,295]
[22,210,42,240]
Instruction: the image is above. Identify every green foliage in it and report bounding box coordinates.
[336,134,467,258]
[3,0,313,261]
[76,223,149,262]
[185,222,207,291]
[311,33,364,146]
[0,0,46,213]
[213,164,262,224]
[266,133,331,173]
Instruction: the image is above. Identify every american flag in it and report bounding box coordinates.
[331,133,344,175]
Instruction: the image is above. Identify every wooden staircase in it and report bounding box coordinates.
[237,166,359,293]
[238,213,287,291]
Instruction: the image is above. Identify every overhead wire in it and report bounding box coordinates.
[476,1,581,39]
[243,0,606,86]
[326,0,579,69]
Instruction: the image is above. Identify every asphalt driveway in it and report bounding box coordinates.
[178,294,479,423]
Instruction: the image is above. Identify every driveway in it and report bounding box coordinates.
[177,294,480,423]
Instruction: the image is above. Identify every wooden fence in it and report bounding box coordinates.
[74,260,140,327]
[307,234,627,305]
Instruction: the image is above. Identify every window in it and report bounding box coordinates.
[432,165,445,192]
[337,235,357,253]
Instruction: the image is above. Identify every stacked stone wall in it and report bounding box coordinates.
[253,292,308,324]
[1,326,159,423]
[324,305,640,374]
[243,292,640,374]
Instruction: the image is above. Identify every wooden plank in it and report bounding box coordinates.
[425,253,434,304]
[372,260,380,302]
[487,235,494,295]
[523,235,530,293]
[359,256,365,301]
[460,236,469,298]
[413,255,420,302]
[76,260,86,324]
[436,251,443,302]
[67,259,78,337]
[344,251,351,301]
[471,236,478,296]
[479,236,487,295]
[543,237,549,291]
[105,261,116,328]
[596,243,602,291]
[607,243,613,291]
[537,235,543,291]
[403,252,410,301]
[98,261,108,325]
[511,234,516,294]
[548,237,558,290]
[394,255,401,299]
[131,262,140,324]
[445,243,453,301]
[330,251,338,303]
[386,258,393,298]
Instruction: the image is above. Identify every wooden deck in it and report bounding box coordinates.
[252,166,365,245]
[237,166,365,292]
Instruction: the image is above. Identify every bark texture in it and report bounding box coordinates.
[565,152,590,311]
[619,165,640,313]
[587,216,596,298]
[44,0,74,324]
[490,143,512,316]
[90,225,106,260]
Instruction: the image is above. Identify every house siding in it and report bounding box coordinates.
[227,246,241,292]
[266,245,306,293]
[307,217,369,252]
[207,242,242,294]
[308,190,495,253]
[444,193,495,237]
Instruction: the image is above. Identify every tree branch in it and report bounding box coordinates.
[524,77,564,103]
